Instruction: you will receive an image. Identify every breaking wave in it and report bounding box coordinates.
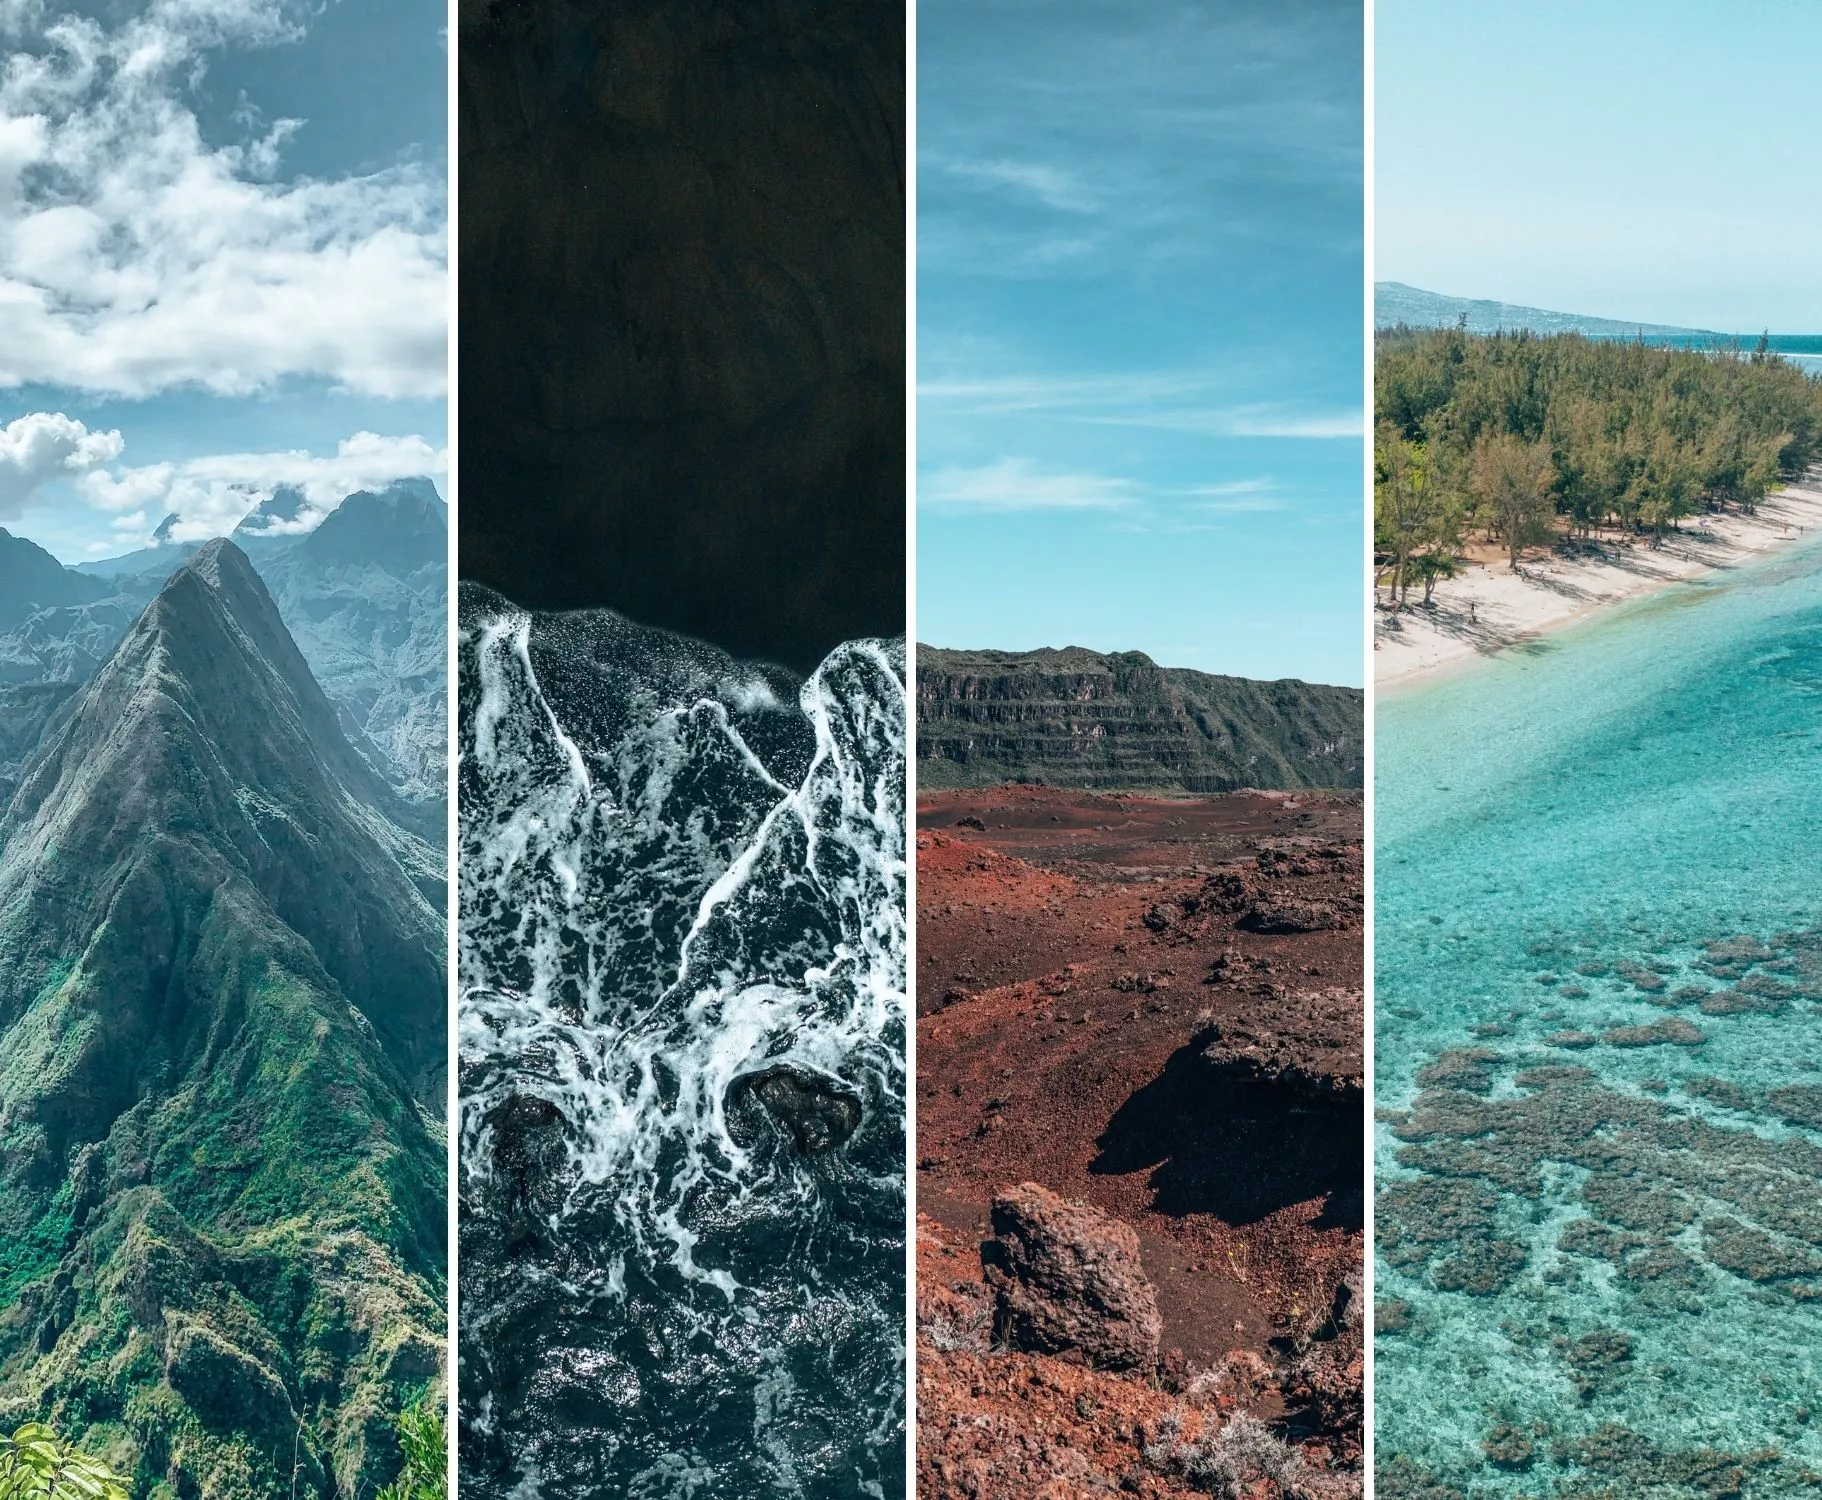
[455,586,906,1498]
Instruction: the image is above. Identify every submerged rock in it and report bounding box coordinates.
[732,1067,863,1154]
[982,1182,1162,1370]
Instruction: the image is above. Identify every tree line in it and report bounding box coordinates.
[1374,324,1822,607]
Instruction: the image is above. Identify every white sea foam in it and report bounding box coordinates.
[456,600,906,1494]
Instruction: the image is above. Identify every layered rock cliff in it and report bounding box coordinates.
[917,646,1362,792]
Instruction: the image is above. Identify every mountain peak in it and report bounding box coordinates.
[301,477,446,570]
[232,484,318,539]
[3,536,442,1084]
[121,540,364,784]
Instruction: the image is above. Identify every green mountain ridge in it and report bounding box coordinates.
[916,645,1363,792]
[0,542,446,1499]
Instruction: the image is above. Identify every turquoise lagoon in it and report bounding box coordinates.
[1376,535,1822,1496]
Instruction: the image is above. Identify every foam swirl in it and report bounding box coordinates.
[457,589,906,1498]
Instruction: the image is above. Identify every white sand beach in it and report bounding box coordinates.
[1375,469,1822,690]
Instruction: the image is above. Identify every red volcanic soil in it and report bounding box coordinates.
[916,786,1363,1498]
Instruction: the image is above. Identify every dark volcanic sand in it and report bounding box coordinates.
[916,786,1364,1497]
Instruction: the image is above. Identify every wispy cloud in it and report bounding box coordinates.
[918,370,1211,413]
[1090,404,1364,440]
[919,462,1310,519]
[1180,478,1289,512]
[0,0,444,399]
[920,369,1361,441]
[938,157,1098,214]
[919,457,1138,511]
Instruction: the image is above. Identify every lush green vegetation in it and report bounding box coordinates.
[1375,325,1822,604]
[0,1424,130,1500]
[374,1402,446,1500]
[0,1406,445,1500]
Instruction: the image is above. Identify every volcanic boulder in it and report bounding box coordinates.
[982,1183,1162,1371]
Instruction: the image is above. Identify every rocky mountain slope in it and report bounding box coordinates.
[917,646,1363,792]
[259,481,449,809]
[0,480,447,810]
[0,543,446,1499]
[0,531,110,630]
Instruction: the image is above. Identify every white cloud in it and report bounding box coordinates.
[918,371,1211,413]
[1091,405,1365,440]
[1179,477,1290,512]
[79,429,445,544]
[919,457,1137,511]
[0,409,123,515]
[0,2,445,398]
[939,157,1098,215]
[919,369,1362,442]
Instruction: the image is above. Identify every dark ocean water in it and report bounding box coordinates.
[456,586,906,1498]
[1377,538,1822,1495]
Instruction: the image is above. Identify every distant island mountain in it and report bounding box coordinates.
[1375,282,1710,339]
[917,645,1362,792]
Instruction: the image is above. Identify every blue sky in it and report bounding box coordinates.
[917,0,1364,688]
[1378,0,1822,333]
[0,0,447,561]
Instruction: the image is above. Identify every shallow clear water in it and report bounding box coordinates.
[1376,537,1822,1495]
[456,590,906,1499]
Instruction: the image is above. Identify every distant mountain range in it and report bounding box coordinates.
[1,478,447,809]
[917,645,1363,792]
[1375,282,1709,339]
[0,542,445,1498]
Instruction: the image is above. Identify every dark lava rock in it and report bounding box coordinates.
[954,815,986,831]
[1374,1300,1414,1335]
[731,1067,863,1154]
[1199,870,1255,915]
[982,1182,1162,1371]
[1238,895,1344,933]
[487,1092,572,1246]
[1200,1022,1363,1109]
